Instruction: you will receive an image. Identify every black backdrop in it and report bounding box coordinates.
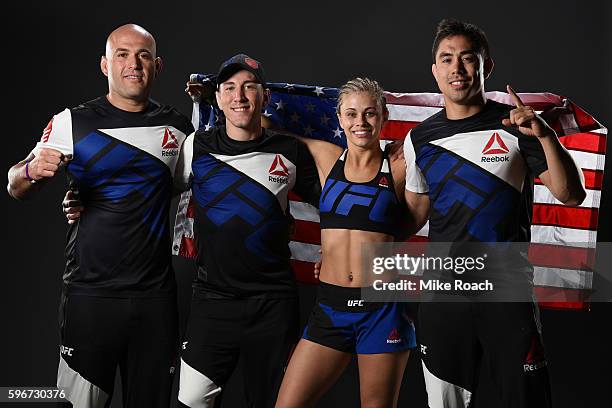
[2,1,611,407]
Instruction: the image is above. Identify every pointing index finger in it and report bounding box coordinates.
[507,85,524,107]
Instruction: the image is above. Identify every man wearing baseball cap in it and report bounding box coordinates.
[175,54,321,408]
[217,53,266,84]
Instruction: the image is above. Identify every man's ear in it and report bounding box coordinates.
[431,63,437,82]
[100,56,109,77]
[484,57,494,80]
[263,88,271,106]
[154,56,163,77]
[215,90,222,108]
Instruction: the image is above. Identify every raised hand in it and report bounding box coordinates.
[185,80,216,105]
[501,85,555,139]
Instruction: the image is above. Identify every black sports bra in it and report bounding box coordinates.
[319,148,400,237]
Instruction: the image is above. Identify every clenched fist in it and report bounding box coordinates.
[27,148,71,181]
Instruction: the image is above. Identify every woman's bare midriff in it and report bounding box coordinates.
[319,228,396,287]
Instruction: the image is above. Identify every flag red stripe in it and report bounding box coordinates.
[534,286,590,311]
[559,133,606,154]
[186,200,196,218]
[291,259,318,284]
[179,236,198,259]
[288,191,303,201]
[535,169,603,190]
[532,204,598,230]
[572,103,599,132]
[293,220,321,244]
[537,301,589,311]
[528,243,596,271]
[381,120,419,139]
[534,169,603,190]
[582,169,605,190]
[406,235,430,243]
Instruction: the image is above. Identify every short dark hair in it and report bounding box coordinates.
[431,18,490,62]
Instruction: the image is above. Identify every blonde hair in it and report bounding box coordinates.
[336,77,387,114]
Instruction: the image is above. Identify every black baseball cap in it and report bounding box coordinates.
[216,54,266,87]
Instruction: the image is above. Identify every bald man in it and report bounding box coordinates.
[7,24,193,407]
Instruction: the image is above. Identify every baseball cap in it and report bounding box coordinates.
[217,54,266,87]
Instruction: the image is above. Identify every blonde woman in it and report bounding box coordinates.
[276,78,416,408]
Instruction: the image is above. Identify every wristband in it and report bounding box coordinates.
[25,159,37,184]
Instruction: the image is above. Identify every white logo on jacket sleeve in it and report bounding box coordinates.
[41,119,53,142]
[33,108,74,157]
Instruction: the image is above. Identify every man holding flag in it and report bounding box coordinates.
[174,54,321,408]
[403,18,586,408]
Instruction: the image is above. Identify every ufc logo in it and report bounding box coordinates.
[347,300,364,307]
[420,344,427,355]
[60,345,74,356]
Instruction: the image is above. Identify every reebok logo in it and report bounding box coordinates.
[481,132,509,163]
[523,336,547,372]
[481,156,509,163]
[162,128,179,157]
[378,176,389,188]
[269,154,289,184]
[347,299,364,307]
[482,132,509,155]
[523,361,547,372]
[269,155,289,176]
[386,328,402,344]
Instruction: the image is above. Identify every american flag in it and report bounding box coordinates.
[173,76,606,311]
